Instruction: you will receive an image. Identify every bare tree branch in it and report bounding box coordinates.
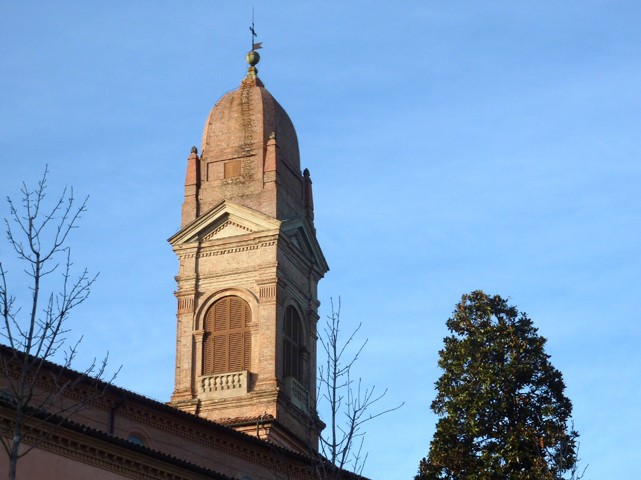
[313,298,403,479]
[0,169,117,480]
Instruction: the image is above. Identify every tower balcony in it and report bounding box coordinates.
[284,376,309,413]
[199,371,249,399]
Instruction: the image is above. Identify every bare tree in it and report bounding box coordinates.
[314,299,403,479]
[0,168,116,480]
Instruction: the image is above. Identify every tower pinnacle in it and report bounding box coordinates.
[247,11,262,77]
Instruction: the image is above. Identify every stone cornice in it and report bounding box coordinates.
[0,403,232,480]
[0,345,319,472]
[280,218,329,275]
[168,200,281,247]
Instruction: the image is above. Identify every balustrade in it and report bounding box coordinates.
[284,376,309,413]
[199,371,248,398]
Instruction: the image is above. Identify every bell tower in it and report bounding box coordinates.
[168,49,328,453]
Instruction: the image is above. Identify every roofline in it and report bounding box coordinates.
[0,397,234,480]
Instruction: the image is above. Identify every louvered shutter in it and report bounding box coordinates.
[284,338,293,377]
[229,333,243,371]
[243,331,251,372]
[230,299,243,329]
[202,296,251,375]
[213,335,227,373]
[283,307,304,381]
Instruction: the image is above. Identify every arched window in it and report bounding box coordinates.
[283,306,306,384]
[203,296,251,375]
[127,434,146,447]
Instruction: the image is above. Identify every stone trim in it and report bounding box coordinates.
[178,240,277,260]
[259,284,277,300]
[113,402,312,477]
[0,406,230,480]
[202,220,254,241]
[199,371,249,398]
[177,297,194,313]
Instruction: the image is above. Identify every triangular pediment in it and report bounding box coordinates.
[281,218,329,274]
[168,201,281,246]
[202,220,253,241]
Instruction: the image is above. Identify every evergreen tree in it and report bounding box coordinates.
[416,291,578,480]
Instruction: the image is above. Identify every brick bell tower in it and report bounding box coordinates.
[168,49,328,453]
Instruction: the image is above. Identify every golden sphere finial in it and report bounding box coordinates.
[246,50,260,67]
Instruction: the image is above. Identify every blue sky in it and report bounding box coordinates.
[1,2,640,478]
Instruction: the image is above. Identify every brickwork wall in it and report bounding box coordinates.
[170,72,327,453]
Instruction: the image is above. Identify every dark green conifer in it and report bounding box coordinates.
[416,291,578,480]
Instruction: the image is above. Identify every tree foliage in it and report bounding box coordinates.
[417,291,579,480]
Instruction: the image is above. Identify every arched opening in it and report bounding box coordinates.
[127,434,146,447]
[283,306,307,386]
[203,296,251,374]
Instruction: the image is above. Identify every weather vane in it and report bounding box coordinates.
[249,8,262,51]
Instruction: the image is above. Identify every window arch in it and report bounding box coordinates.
[127,434,146,447]
[203,296,251,375]
[283,306,306,384]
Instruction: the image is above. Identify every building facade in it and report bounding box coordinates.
[0,50,348,480]
[168,51,328,453]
